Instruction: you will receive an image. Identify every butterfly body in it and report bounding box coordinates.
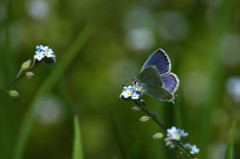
[136,49,179,102]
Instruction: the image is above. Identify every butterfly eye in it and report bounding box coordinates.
[133,80,137,84]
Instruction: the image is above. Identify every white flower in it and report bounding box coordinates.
[121,88,132,98]
[131,91,140,100]
[34,51,45,61]
[36,45,43,50]
[167,126,181,141]
[190,145,200,155]
[180,129,188,137]
[167,126,178,133]
[44,49,55,58]
[171,131,181,141]
[127,85,133,89]
[42,46,49,51]
[35,50,41,55]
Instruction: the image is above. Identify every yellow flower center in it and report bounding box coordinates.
[127,92,130,96]
[46,53,49,56]
[174,134,179,138]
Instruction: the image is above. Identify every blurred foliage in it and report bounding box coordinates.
[0,0,240,159]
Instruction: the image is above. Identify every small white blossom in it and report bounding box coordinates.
[183,143,200,155]
[34,51,45,61]
[121,88,132,98]
[42,46,49,51]
[44,49,55,58]
[167,126,178,134]
[36,45,43,50]
[166,126,187,141]
[180,129,188,137]
[190,145,200,155]
[131,91,140,100]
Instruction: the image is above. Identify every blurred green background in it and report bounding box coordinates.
[0,0,240,158]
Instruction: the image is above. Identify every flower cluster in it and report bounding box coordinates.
[120,84,141,102]
[165,126,199,155]
[34,45,56,65]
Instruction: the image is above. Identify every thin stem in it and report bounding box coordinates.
[133,99,196,159]
[8,60,41,88]
[133,100,166,131]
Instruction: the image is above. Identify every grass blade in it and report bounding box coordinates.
[72,115,84,159]
[225,122,236,159]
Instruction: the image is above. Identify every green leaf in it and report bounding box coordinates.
[72,115,84,159]
[225,122,236,159]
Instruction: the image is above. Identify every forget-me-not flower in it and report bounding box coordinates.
[190,145,200,155]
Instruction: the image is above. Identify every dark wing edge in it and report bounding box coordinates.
[161,73,180,93]
[140,49,171,75]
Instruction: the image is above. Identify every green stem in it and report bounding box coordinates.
[133,100,166,131]
[133,99,195,158]
[8,60,41,88]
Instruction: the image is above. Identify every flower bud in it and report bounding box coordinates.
[132,105,141,111]
[8,90,20,97]
[26,72,34,79]
[21,59,31,71]
[152,132,164,139]
[139,116,149,122]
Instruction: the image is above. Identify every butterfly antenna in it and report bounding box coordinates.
[124,67,137,80]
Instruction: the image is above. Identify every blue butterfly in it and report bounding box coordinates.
[135,49,179,102]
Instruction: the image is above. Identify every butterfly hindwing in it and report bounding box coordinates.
[140,49,171,75]
[142,84,174,102]
[161,73,179,93]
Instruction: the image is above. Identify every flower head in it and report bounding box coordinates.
[131,91,141,100]
[34,45,56,65]
[120,83,141,101]
[34,51,45,61]
[44,49,55,58]
[166,126,188,141]
[36,45,43,51]
[190,145,200,155]
[121,88,132,98]
[180,129,188,137]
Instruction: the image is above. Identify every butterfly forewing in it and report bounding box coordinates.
[138,66,163,87]
[140,49,171,75]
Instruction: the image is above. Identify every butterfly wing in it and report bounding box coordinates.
[138,66,174,102]
[140,49,171,75]
[138,65,163,87]
[161,73,180,93]
[142,84,174,102]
